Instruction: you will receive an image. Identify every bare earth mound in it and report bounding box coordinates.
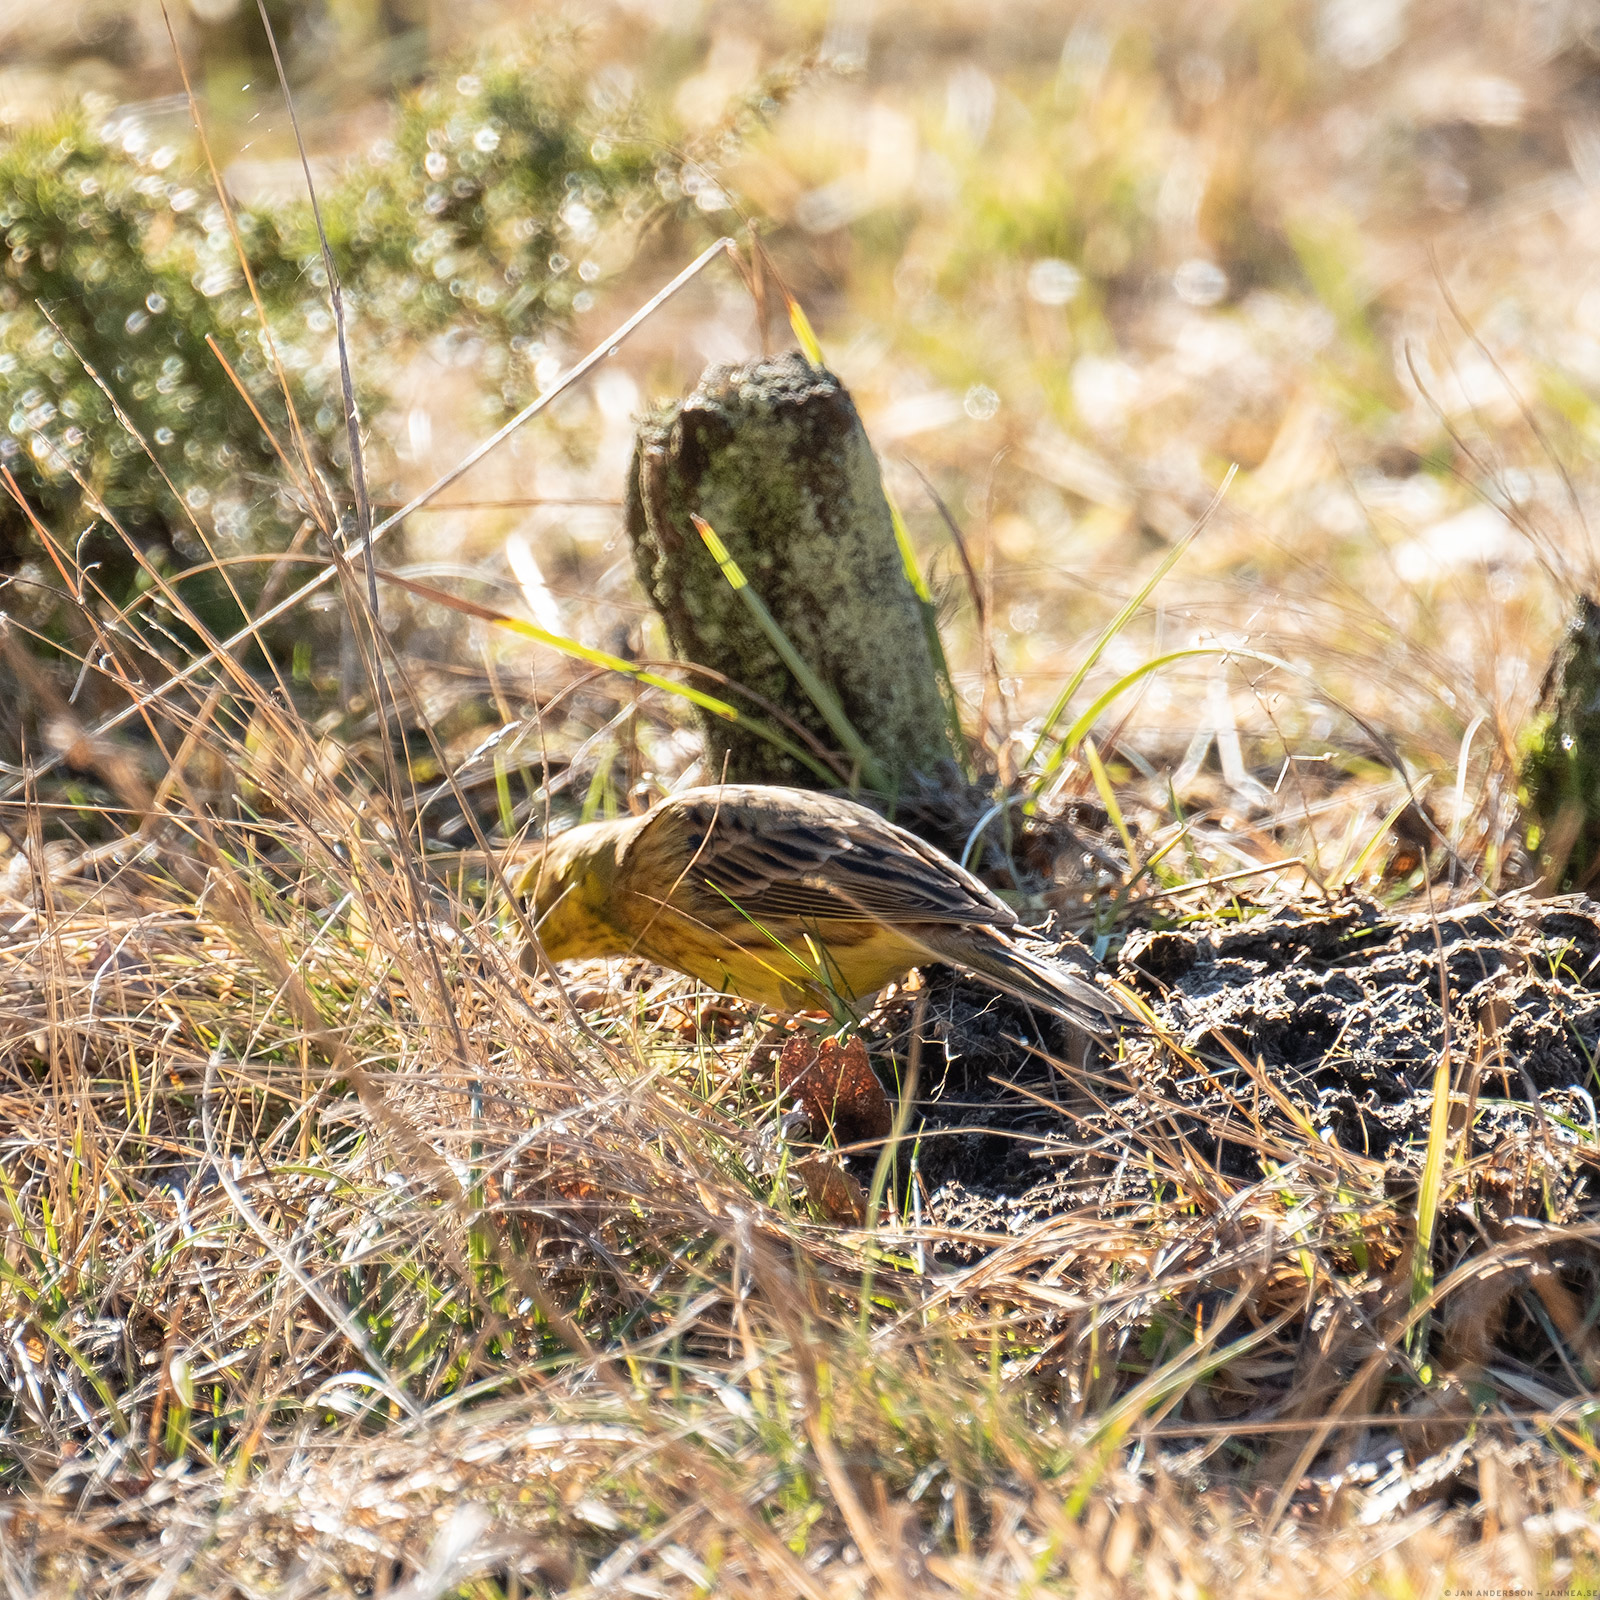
[867,893,1599,1240]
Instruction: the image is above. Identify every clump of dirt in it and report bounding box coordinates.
[862,893,1600,1235]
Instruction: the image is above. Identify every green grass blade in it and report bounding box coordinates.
[492,748,515,839]
[1083,737,1138,868]
[375,566,839,786]
[883,478,970,777]
[1032,646,1224,792]
[784,288,826,370]
[700,881,857,1024]
[1410,1042,1454,1366]
[1025,465,1235,774]
[693,515,890,792]
[1331,777,1431,891]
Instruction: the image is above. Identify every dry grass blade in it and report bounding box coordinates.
[251,0,369,543]
[5,10,1600,1587]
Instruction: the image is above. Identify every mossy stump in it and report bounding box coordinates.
[1521,594,1600,890]
[625,352,952,792]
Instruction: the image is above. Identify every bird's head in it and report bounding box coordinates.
[515,816,636,963]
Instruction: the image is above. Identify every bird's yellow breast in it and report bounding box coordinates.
[625,901,922,1012]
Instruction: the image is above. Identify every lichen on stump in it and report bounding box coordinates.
[625,352,952,792]
[1521,594,1600,890]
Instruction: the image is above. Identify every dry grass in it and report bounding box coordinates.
[0,383,1596,1592]
[2,698,1599,1595]
[6,2,1600,1595]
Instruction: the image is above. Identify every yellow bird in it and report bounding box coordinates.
[514,784,1129,1033]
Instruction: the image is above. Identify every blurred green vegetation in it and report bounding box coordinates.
[0,32,653,663]
[1519,595,1600,889]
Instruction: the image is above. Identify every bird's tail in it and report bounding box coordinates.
[911,926,1136,1036]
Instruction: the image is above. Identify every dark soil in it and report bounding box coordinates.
[861,892,1600,1236]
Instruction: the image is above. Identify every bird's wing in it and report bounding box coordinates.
[657,788,1016,930]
